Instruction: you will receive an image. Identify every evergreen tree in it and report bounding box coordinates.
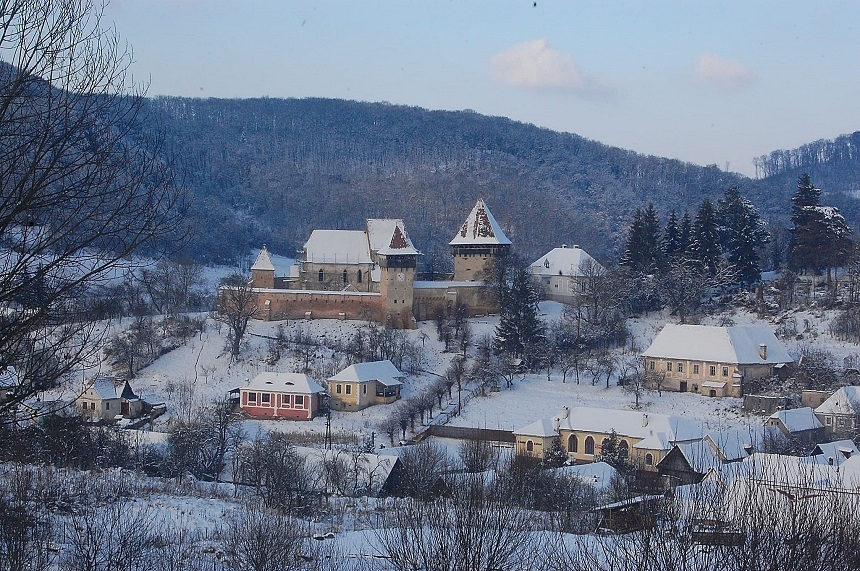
[717,186,769,286]
[678,211,693,259]
[620,204,663,273]
[691,199,722,274]
[789,173,854,277]
[493,266,545,366]
[663,209,681,259]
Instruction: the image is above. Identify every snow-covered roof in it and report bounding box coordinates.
[87,377,119,400]
[667,440,724,473]
[515,417,558,438]
[769,407,823,433]
[329,360,405,387]
[251,245,275,271]
[812,439,858,468]
[704,426,777,462]
[366,219,420,256]
[642,324,793,365]
[550,462,619,491]
[292,446,400,497]
[815,386,860,415]
[530,246,602,277]
[517,406,703,449]
[244,372,325,394]
[449,198,511,246]
[304,230,372,264]
[0,366,18,389]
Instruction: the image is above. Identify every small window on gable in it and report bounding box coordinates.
[526,440,534,452]
[645,453,653,466]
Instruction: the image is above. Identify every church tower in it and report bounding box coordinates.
[367,219,420,329]
[250,245,275,289]
[450,198,511,282]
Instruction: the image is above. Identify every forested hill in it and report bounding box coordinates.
[147,96,859,267]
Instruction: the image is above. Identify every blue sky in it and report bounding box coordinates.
[105,0,860,177]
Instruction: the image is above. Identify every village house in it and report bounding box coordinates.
[529,244,603,302]
[238,372,325,420]
[327,360,404,412]
[75,377,148,423]
[811,439,858,468]
[765,406,825,443]
[642,324,793,398]
[514,406,703,472]
[0,366,18,404]
[813,385,860,436]
[238,198,510,329]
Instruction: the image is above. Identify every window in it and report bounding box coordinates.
[318,269,324,282]
[585,436,595,455]
[281,394,291,406]
[105,402,109,410]
[677,363,683,373]
[336,384,342,394]
[693,364,700,374]
[363,385,367,394]
[343,269,348,283]
[722,367,729,377]
[838,417,845,428]
[261,393,270,404]
[568,434,578,453]
[709,365,716,376]
[526,440,534,452]
[666,362,673,372]
[357,269,362,283]
[645,453,653,466]
[827,417,833,425]
[346,384,352,395]
[619,440,629,459]
[248,392,257,403]
[649,360,655,371]
[294,395,304,406]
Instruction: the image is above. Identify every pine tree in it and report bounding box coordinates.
[789,173,854,277]
[620,204,663,273]
[678,211,693,259]
[663,209,681,259]
[493,267,545,366]
[691,200,722,274]
[717,186,769,286]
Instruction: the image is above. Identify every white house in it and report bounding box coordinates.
[327,360,405,411]
[529,245,603,302]
[642,324,794,397]
[814,386,860,435]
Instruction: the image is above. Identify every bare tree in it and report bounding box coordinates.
[0,0,185,421]
[223,505,308,571]
[215,273,259,358]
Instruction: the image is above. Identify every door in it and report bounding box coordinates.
[680,381,688,392]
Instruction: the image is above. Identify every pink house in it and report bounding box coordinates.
[239,372,325,420]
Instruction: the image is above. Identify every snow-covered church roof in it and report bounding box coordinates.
[642,324,793,365]
[366,219,420,256]
[449,198,511,246]
[251,245,275,271]
[304,230,373,264]
[530,245,602,277]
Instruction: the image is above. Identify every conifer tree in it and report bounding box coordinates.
[620,204,663,273]
[691,199,722,274]
[678,211,693,259]
[717,186,769,286]
[789,173,853,278]
[663,209,681,259]
[493,267,545,366]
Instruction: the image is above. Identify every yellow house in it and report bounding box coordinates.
[642,324,793,398]
[515,406,703,472]
[327,360,404,412]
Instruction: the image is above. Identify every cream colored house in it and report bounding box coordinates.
[514,406,703,472]
[327,360,404,411]
[642,324,793,398]
[76,377,122,422]
[529,245,603,302]
[814,386,860,436]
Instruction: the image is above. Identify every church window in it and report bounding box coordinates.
[357,270,362,283]
[343,269,348,283]
[318,269,324,282]
[585,436,595,455]
[568,434,578,453]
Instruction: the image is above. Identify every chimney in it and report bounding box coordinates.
[828,456,834,466]
[552,417,560,432]
[759,344,767,360]
[561,406,570,419]
[642,413,649,427]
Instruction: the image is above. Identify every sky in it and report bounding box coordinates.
[103,0,860,178]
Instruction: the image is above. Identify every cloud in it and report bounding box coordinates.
[490,39,607,94]
[693,53,758,88]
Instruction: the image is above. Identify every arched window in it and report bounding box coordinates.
[526,440,534,453]
[357,269,363,283]
[342,269,348,284]
[645,453,653,466]
[568,434,578,453]
[318,269,324,282]
[619,440,629,459]
[585,436,595,455]
[601,438,610,453]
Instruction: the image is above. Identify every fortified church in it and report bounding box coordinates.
[246,199,511,328]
